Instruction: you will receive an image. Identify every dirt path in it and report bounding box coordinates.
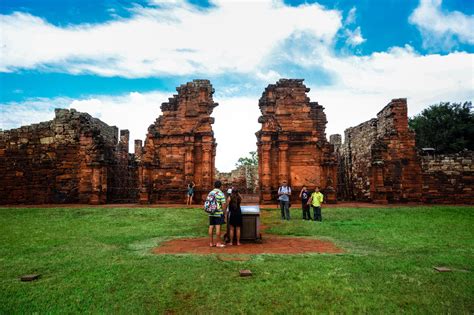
[152,235,343,255]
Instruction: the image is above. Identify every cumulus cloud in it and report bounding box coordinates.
[345,26,366,46]
[409,0,474,50]
[345,7,357,25]
[0,0,341,77]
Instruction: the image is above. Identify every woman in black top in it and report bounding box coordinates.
[227,189,243,245]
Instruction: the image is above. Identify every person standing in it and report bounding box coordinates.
[308,186,324,222]
[226,189,243,246]
[186,181,195,205]
[299,185,311,220]
[278,180,291,220]
[207,180,227,247]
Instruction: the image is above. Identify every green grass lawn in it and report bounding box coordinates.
[0,205,473,314]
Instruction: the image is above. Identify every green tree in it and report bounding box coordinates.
[409,102,474,153]
[235,151,258,167]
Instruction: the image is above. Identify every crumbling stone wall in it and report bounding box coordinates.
[338,99,422,203]
[137,80,217,203]
[256,79,337,204]
[106,130,139,203]
[421,151,474,204]
[216,165,258,194]
[0,109,134,204]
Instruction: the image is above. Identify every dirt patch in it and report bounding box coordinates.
[152,236,343,255]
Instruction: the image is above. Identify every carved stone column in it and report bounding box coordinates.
[202,143,212,190]
[261,142,272,203]
[184,143,194,183]
[278,141,289,184]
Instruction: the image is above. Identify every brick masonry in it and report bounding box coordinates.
[334,98,473,204]
[216,165,258,194]
[421,151,473,204]
[1,80,472,205]
[136,80,217,203]
[0,108,138,204]
[256,79,338,204]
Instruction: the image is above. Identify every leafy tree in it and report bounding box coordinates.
[235,151,258,167]
[409,102,474,153]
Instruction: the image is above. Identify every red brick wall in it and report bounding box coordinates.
[256,79,337,204]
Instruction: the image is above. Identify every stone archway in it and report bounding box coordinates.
[134,78,337,204]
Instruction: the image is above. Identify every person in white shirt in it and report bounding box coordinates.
[278,180,291,220]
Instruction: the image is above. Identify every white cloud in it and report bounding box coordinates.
[345,7,357,25]
[0,0,341,77]
[345,26,366,46]
[409,0,474,50]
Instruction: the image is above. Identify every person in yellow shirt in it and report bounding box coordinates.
[307,186,324,221]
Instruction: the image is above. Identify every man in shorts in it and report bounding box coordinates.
[208,180,227,247]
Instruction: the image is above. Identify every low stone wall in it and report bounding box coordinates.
[421,151,474,204]
[216,165,258,194]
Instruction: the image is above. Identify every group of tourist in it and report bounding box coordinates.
[203,179,325,248]
[278,181,324,222]
[205,181,242,248]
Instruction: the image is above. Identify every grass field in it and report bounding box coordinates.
[1,205,473,314]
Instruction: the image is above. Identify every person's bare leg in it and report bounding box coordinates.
[229,225,234,245]
[215,225,224,247]
[190,195,193,205]
[208,225,214,247]
[236,227,241,245]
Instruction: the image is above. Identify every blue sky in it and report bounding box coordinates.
[0,0,473,171]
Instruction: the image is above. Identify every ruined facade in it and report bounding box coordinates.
[0,109,137,204]
[1,79,472,205]
[337,99,422,203]
[256,79,337,204]
[137,80,217,203]
[216,165,259,194]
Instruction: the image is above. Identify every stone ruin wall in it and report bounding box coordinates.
[256,79,338,204]
[337,99,423,203]
[421,151,474,204]
[336,98,473,204]
[216,165,259,194]
[137,80,217,203]
[0,109,138,204]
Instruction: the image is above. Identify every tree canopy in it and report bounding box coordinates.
[408,102,473,153]
[235,151,258,167]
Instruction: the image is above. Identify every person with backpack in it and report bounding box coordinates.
[226,189,243,246]
[299,185,311,220]
[278,180,292,220]
[205,180,227,247]
[307,185,324,222]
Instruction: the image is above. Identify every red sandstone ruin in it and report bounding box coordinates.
[0,79,472,205]
[136,79,217,203]
[256,79,338,203]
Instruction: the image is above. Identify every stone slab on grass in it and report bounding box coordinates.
[239,270,252,277]
[20,274,41,281]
